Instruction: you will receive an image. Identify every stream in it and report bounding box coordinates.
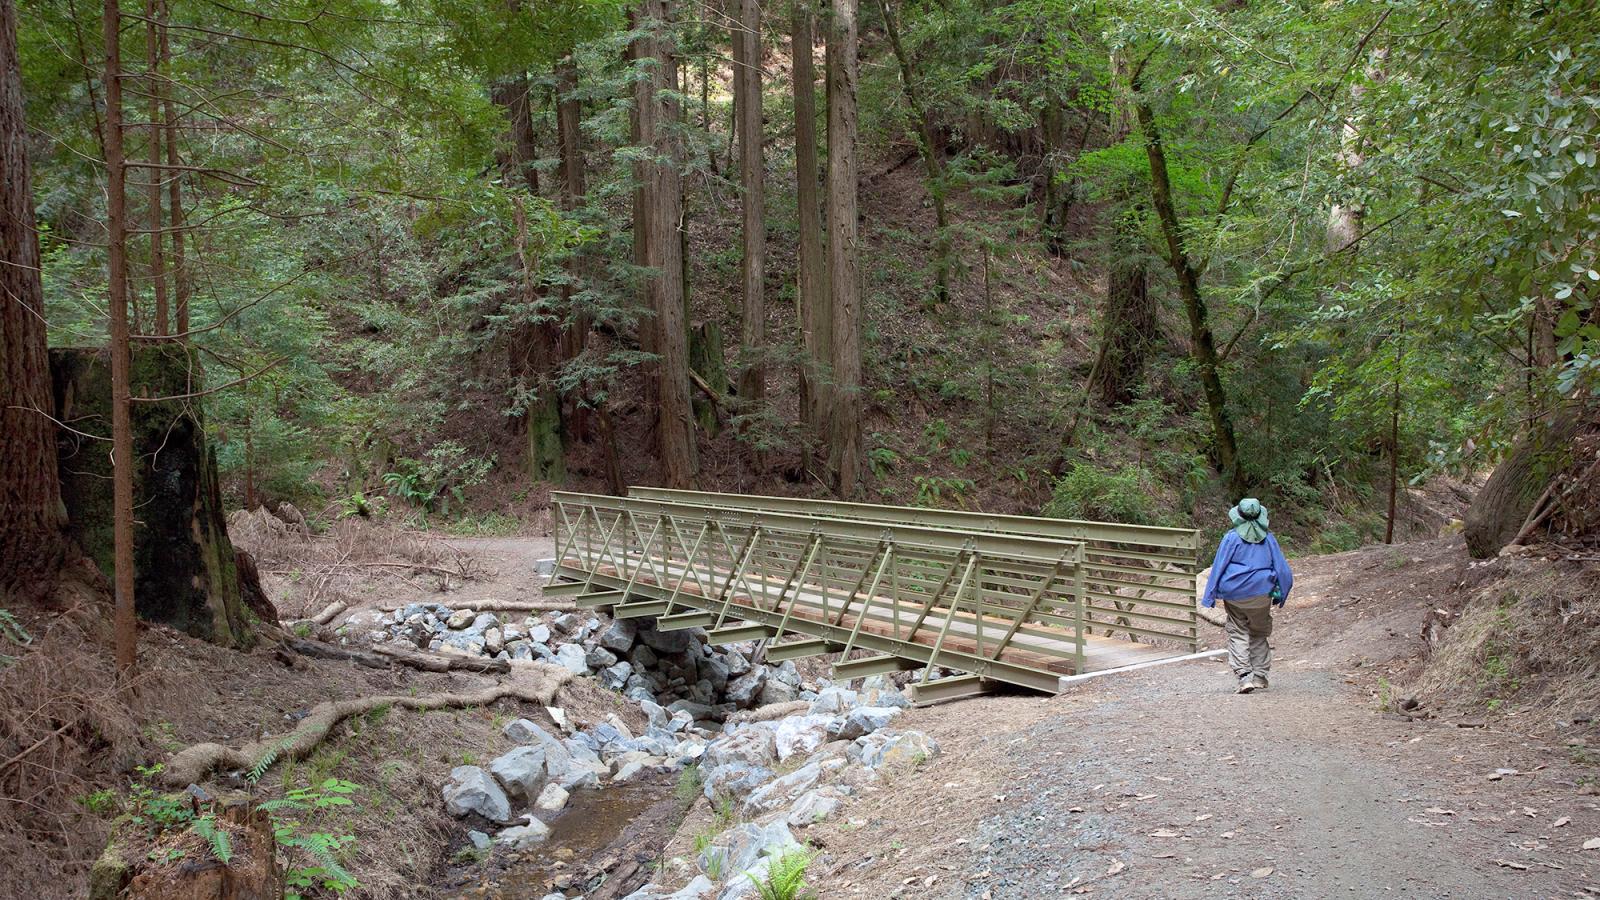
[443,772,688,900]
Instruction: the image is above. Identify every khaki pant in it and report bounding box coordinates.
[1224,594,1273,683]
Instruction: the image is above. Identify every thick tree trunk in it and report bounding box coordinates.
[103,0,139,678]
[0,0,72,605]
[1463,413,1581,558]
[513,197,565,484]
[825,0,863,497]
[490,73,541,197]
[52,347,256,647]
[1135,94,1242,497]
[555,53,592,441]
[878,0,948,306]
[639,0,697,487]
[143,0,167,336]
[690,320,729,436]
[1090,241,1154,407]
[792,0,829,438]
[735,0,766,410]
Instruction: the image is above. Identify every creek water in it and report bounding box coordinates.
[446,775,685,899]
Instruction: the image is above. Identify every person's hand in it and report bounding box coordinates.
[1270,587,1285,608]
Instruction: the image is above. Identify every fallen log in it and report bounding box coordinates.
[378,599,577,614]
[310,600,347,625]
[162,664,574,787]
[284,638,388,669]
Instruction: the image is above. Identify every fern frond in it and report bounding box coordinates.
[247,739,290,785]
[192,817,234,864]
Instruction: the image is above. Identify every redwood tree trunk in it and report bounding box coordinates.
[556,54,592,441]
[490,73,541,197]
[0,0,71,605]
[639,0,696,487]
[734,0,766,410]
[825,0,862,497]
[103,0,139,677]
[792,0,829,439]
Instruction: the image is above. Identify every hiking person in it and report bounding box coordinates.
[1201,498,1294,694]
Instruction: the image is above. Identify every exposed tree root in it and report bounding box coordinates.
[160,663,573,787]
[724,700,810,726]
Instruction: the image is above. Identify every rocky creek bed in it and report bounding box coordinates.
[381,600,947,899]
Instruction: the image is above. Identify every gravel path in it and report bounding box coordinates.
[810,541,1600,899]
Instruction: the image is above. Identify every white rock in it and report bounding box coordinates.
[494,819,551,849]
[535,782,570,812]
[773,715,834,761]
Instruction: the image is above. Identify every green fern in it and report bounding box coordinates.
[192,816,234,864]
[750,848,815,900]
[247,739,291,785]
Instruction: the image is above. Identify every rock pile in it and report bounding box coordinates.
[440,674,938,900]
[370,604,809,719]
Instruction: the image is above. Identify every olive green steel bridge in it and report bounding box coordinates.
[544,488,1204,702]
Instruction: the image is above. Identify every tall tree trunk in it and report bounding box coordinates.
[0,0,72,605]
[792,0,829,439]
[490,73,541,197]
[825,0,862,497]
[878,0,948,306]
[103,0,138,678]
[513,196,565,484]
[1384,318,1405,544]
[1135,92,1241,497]
[734,0,766,412]
[143,0,167,336]
[1090,246,1154,407]
[639,0,696,487]
[160,0,188,338]
[555,52,592,441]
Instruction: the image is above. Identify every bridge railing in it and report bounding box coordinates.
[627,488,1201,653]
[548,491,1093,693]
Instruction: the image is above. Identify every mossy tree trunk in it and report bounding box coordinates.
[51,345,255,648]
[690,320,729,436]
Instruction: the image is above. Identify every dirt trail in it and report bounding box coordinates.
[806,540,1600,899]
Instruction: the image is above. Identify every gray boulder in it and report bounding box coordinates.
[488,745,548,800]
[808,686,858,716]
[828,705,903,741]
[741,761,821,817]
[773,714,834,761]
[858,729,940,771]
[554,643,590,675]
[467,612,500,635]
[757,678,797,706]
[700,820,800,881]
[638,621,694,654]
[724,668,767,708]
[503,718,558,745]
[528,623,552,643]
[667,875,715,899]
[442,765,512,823]
[587,645,620,670]
[600,660,634,691]
[600,619,637,652]
[700,760,774,801]
[771,660,801,687]
[785,788,844,827]
[703,724,777,770]
[446,608,475,630]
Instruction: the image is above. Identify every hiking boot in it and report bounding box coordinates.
[1251,674,1269,691]
[1235,678,1255,694]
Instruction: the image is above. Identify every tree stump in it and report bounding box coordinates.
[50,345,255,647]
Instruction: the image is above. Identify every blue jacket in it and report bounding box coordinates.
[1201,532,1293,608]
